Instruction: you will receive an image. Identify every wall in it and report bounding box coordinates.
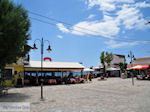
[110,55,125,67]
[133,59,150,65]
[5,65,24,86]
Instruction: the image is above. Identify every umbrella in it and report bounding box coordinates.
[106,67,120,71]
[129,65,149,70]
[83,68,94,72]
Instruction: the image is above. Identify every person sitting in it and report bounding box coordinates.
[100,75,104,80]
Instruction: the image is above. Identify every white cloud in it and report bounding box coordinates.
[56,14,120,39]
[105,40,150,48]
[57,35,63,39]
[135,1,150,8]
[86,0,150,30]
[56,0,150,41]
[100,2,116,11]
[71,20,120,38]
[56,23,69,33]
[87,0,134,12]
[87,14,95,19]
[116,4,149,30]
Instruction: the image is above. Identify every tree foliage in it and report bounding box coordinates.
[0,0,31,68]
[100,51,113,74]
[118,62,127,70]
[105,52,113,67]
[100,51,106,74]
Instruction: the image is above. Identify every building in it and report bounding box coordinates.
[4,59,84,86]
[132,57,150,65]
[24,61,84,73]
[110,54,126,68]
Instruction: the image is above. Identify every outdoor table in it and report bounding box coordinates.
[47,79,57,84]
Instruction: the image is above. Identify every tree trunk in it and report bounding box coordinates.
[103,64,106,76]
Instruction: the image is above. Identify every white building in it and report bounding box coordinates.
[110,54,126,68]
[132,57,150,65]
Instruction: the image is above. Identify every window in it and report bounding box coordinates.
[4,68,13,80]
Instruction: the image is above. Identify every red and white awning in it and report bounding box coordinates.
[128,65,149,70]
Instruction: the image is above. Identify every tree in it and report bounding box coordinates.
[0,0,31,69]
[100,51,113,75]
[118,62,127,71]
[105,52,113,67]
[118,62,127,77]
[100,51,106,74]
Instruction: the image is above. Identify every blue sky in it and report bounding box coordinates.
[13,0,150,68]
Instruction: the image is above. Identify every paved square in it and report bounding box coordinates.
[1,78,150,112]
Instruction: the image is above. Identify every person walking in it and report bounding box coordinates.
[89,73,92,81]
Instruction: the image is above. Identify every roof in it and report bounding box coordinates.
[135,57,150,60]
[106,67,120,71]
[24,61,84,69]
[113,54,125,57]
[84,68,94,72]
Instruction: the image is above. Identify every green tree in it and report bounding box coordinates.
[118,62,127,77]
[118,62,127,71]
[100,51,113,75]
[0,0,31,69]
[100,51,106,74]
[105,52,113,67]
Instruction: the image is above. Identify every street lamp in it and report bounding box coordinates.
[33,37,52,100]
[128,51,136,86]
[145,21,150,25]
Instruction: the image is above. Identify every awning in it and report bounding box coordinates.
[106,67,120,71]
[24,61,84,72]
[128,65,149,70]
[83,68,94,72]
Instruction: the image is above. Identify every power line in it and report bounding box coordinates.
[29,11,150,42]
[29,17,112,41]
[29,17,150,44]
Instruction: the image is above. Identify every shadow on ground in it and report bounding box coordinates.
[0,93,30,102]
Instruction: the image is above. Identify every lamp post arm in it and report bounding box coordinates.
[34,38,42,44]
[44,40,50,46]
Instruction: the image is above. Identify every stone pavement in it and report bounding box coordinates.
[0,78,150,112]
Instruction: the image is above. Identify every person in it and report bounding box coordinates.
[35,73,39,86]
[86,73,89,81]
[89,73,92,81]
[106,72,109,78]
[17,74,23,87]
[100,74,104,80]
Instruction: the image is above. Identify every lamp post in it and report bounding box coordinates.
[32,37,52,100]
[145,21,150,25]
[128,51,136,86]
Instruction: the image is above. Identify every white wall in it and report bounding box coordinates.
[111,55,125,67]
[133,59,150,64]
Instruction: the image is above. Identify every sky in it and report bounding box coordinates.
[13,0,150,68]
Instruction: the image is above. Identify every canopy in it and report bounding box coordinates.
[24,61,84,72]
[128,65,149,70]
[106,67,120,71]
[83,68,94,72]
